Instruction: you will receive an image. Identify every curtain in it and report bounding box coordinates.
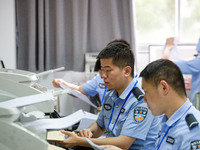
[16,0,136,72]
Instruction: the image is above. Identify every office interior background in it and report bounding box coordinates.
[0,0,200,115]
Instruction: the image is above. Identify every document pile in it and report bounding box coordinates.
[22,109,97,130]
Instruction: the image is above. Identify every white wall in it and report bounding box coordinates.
[0,0,16,69]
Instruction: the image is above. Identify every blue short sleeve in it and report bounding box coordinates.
[82,74,100,97]
[175,57,200,74]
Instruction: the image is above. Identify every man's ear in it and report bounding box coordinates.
[123,66,132,76]
[160,80,169,95]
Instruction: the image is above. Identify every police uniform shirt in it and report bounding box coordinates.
[156,99,200,150]
[82,73,105,101]
[175,55,200,105]
[96,77,160,150]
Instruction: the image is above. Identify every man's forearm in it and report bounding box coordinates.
[163,46,173,59]
[80,135,135,149]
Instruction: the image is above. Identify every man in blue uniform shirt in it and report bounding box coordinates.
[163,37,200,106]
[55,40,160,149]
[52,39,131,111]
[52,59,105,100]
[140,59,200,150]
[52,59,106,112]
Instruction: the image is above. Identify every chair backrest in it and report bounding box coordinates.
[195,91,200,110]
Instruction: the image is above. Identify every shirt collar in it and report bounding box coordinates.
[163,98,192,127]
[111,78,137,102]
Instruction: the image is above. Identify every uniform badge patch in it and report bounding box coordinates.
[191,140,200,150]
[158,130,161,138]
[166,136,175,145]
[99,83,106,89]
[104,104,112,111]
[133,107,148,123]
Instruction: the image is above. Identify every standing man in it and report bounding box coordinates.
[140,59,200,149]
[163,37,200,106]
[55,41,160,149]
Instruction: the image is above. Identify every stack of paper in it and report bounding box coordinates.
[22,109,98,130]
[0,93,54,108]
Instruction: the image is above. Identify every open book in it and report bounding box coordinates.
[46,131,105,150]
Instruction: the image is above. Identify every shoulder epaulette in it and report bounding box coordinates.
[132,87,144,101]
[185,114,199,130]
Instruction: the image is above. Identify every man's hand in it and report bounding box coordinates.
[163,37,175,59]
[166,37,175,49]
[97,107,102,112]
[78,128,93,138]
[56,130,82,148]
[52,79,64,88]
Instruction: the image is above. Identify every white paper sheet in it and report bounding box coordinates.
[22,109,97,130]
[59,82,97,108]
[58,82,70,89]
[75,111,98,131]
[0,93,54,108]
[71,89,97,108]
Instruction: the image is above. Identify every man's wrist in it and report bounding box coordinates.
[77,137,91,147]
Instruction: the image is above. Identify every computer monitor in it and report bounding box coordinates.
[149,44,197,63]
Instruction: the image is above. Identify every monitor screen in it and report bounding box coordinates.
[149,44,197,62]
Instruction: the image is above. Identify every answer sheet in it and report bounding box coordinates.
[59,82,97,108]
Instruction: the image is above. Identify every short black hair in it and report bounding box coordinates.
[140,59,186,97]
[94,59,101,72]
[97,41,134,77]
[106,38,131,49]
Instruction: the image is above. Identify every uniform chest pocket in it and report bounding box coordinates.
[103,104,112,119]
[112,114,127,136]
[103,111,112,119]
[118,114,127,123]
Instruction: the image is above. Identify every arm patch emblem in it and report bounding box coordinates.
[133,107,148,123]
[191,140,200,150]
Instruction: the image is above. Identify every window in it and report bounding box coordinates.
[181,0,200,42]
[135,0,200,44]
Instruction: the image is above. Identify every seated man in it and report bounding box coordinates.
[101,59,200,150]
[54,40,160,149]
[140,59,200,149]
[53,59,105,112]
[52,39,131,112]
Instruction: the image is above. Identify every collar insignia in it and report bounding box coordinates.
[104,104,112,111]
[99,83,106,89]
